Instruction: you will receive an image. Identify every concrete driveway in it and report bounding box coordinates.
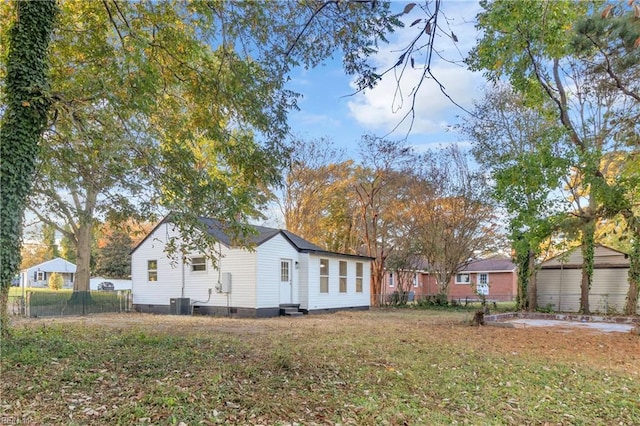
[505,318,635,333]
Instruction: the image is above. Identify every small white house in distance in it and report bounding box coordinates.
[130,217,372,317]
[21,257,77,288]
[537,245,632,313]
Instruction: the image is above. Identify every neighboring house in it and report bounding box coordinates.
[89,276,132,291]
[448,258,517,302]
[131,217,372,317]
[537,245,632,313]
[382,257,517,302]
[21,257,76,288]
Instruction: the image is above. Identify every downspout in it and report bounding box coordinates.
[181,258,185,298]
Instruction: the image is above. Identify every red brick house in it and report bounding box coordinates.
[382,257,517,302]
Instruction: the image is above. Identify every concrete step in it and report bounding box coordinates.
[284,311,304,317]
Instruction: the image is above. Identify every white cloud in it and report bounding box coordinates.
[347,1,485,136]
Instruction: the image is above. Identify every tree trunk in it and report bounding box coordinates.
[0,0,57,337]
[624,223,640,315]
[526,250,537,312]
[580,221,595,315]
[73,222,93,293]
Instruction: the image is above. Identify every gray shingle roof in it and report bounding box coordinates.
[200,217,366,258]
[460,258,516,272]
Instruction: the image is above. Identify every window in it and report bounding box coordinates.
[389,272,394,287]
[413,273,419,288]
[36,271,45,281]
[320,259,329,293]
[339,261,347,293]
[281,260,290,282]
[148,260,158,282]
[356,262,363,293]
[478,273,488,285]
[191,257,206,272]
[455,273,470,284]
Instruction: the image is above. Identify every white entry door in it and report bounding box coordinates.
[477,273,489,296]
[279,259,292,304]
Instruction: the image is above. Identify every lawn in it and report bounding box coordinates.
[2,309,639,425]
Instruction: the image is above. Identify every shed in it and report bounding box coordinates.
[536,245,632,313]
[130,217,372,317]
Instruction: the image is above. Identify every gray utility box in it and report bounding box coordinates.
[169,298,190,315]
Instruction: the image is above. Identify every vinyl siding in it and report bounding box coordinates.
[132,222,258,308]
[255,234,301,308]
[543,246,629,268]
[307,255,371,310]
[537,268,634,313]
[132,221,372,313]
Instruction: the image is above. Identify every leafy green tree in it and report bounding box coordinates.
[461,84,569,310]
[3,1,401,298]
[94,228,132,279]
[42,223,59,259]
[48,272,63,291]
[468,0,640,314]
[0,0,57,336]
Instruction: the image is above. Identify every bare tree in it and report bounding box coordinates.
[414,145,497,299]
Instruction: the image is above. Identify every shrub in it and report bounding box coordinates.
[48,272,63,291]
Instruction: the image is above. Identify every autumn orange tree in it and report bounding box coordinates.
[281,138,361,254]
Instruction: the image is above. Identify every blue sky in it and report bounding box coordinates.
[284,1,486,158]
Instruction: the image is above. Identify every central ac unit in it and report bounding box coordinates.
[169,297,190,315]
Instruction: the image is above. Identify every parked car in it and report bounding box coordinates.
[97,281,115,291]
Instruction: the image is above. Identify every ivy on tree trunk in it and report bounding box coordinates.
[0,0,57,337]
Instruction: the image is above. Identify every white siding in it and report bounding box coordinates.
[132,222,258,308]
[544,246,628,268]
[297,253,310,309]
[131,223,183,306]
[306,255,371,310]
[255,234,301,308]
[537,267,634,313]
[132,221,373,313]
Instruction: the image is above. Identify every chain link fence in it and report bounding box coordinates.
[9,290,133,318]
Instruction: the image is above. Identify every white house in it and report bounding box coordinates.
[21,257,77,288]
[537,245,633,313]
[131,217,372,317]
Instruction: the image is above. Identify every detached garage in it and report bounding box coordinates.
[537,245,632,313]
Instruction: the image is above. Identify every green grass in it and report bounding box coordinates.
[2,310,639,425]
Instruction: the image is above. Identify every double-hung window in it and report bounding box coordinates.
[148,260,158,282]
[320,259,329,293]
[355,262,363,293]
[339,261,347,293]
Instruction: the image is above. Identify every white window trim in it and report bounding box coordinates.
[339,261,347,293]
[455,273,470,284]
[191,256,207,272]
[355,262,363,293]
[281,260,290,282]
[478,273,489,285]
[320,258,329,294]
[148,260,158,282]
[389,272,394,287]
